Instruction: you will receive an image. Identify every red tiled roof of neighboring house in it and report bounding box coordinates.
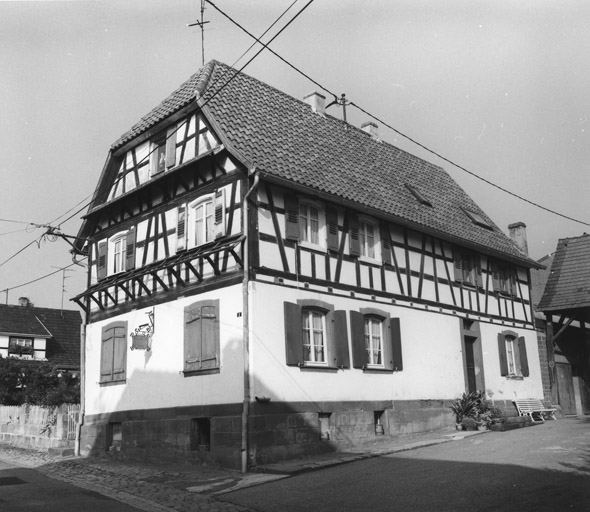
[530,253,554,309]
[538,234,590,312]
[0,304,81,369]
[108,60,536,267]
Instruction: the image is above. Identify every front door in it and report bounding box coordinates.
[556,363,576,415]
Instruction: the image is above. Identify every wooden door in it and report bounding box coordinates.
[556,363,576,415]
[464,339,477,393]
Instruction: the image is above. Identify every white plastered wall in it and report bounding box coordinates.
[85,284,244,416]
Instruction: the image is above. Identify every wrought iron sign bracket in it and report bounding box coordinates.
[130,309,154,351]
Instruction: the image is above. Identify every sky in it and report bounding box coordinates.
[1,0,589,310]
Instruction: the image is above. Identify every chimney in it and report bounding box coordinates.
[508,222,528,255]
[18,297,31,307]
[361,121,379,140]
[303,91,326,115]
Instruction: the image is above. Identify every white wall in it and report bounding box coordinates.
[84,284,244,416]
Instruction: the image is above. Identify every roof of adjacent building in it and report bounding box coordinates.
[530,253,554,309]
[0,304,81,369]
[105,60,537,267]
[538,233,590,312]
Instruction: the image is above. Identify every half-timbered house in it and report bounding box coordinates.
[73,60,544,468]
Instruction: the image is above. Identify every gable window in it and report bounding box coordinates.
[350,309,403,371]
[100,321,127,385]
[184,189,226,250]
[284,195,327,250]
[497,330,529,378]
[149,126,177,177]
[284,300,349,368]
[359,220,376,258]
[452,249,483,287]
[96,227,136,280]
[184,299,220,375]
[8,337,34,358]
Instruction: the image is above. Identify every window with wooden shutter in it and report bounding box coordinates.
[176,205,187,252]
[331,310,350,368]
[184,299,220,374]
[389,317,403,371]
[498,330,527,377]
[518,336,529,377]
[284,194,300,241]
[213,189,226,239]
[497,332,509,376]
[326,208,339,251]
[97,242,107,281]
[350,310,368,369]
[349,213,360,256]
[100,321,127,384]
[284,302,303,366]
[452,249,463,283]
[125,227,136,271]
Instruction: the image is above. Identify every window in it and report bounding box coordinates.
[300,202,320,245]
[284,300,349,368]
[350,309,402,371]
[96,227,136,280]
[100,321,127,384]
[405,184,432,207]
[497,330,529,378]
[491,262,515,295]
[463,208,492,230]
[364,316,383,366]
[350,214,380,261]
[183,190,226,250]
[452,249,482,287]
[184,299,220,374]
[149,126,177,177]
[302,309,327,364]
[8,337,34,358]
[284,195,327,250]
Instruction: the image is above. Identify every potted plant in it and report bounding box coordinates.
[450,391,483,430]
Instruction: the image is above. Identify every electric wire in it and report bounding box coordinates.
[0,235,45,269]
[209,1,590,228]
[1,261,84,294]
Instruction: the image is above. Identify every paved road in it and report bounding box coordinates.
[219,418,590,512]
[0,459,141,512]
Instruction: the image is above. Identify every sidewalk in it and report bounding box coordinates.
[0,428,485,512]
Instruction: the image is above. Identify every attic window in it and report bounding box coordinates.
[405,184,432,206]
[463,209,492,230]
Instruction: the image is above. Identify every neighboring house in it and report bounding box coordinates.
[72,60,544,468]
[0,298,81,371]
[537,234,590,416]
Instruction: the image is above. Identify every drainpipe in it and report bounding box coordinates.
[241,169,259,474]
[75,319,86,456]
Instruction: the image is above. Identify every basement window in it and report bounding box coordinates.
[463,209,492,230]
[190,418,211,452]
[405,184,432,207]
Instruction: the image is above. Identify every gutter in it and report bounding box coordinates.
[241,169,260,474]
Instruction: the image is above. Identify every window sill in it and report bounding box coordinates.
[299,241,327,254]
[99,379,127,387]
[359,256,381,266]
[183,368,220,377]
[362,366,395,373]
[505,375,524,380]
[299,364,340,372]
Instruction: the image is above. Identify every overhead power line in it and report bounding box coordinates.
[209,1,590,228]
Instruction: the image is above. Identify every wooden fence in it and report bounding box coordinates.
[0,404,80,450]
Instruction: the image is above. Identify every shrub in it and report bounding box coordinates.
[0,356,79,406]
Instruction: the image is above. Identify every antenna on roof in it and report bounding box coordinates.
[188,0,210,66]
[52,266,74,316]
[326,93,350,126]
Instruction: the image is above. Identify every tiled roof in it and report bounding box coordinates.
[538,234,590,312]
[530,253,554,308]
[0,304,81,369]
[111,60,536,267]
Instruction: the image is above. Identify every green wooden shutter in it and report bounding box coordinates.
[350,311,368,369]
[518,336,529,377]
[165,126,177,169]
[200,302,219,369]
[284,302,303,365]
[389,317,403,371]
[100,328,115,382]
[326,208,339,251]
[349,213,360,257]
[381,223,392,265]
[184,305,202,371]
[125,227,136,271]
[331,310,350,368]
[112,325,127,380]
[214,189,225,239]
[452,249,463,282]
[97,242,108,281]
[284,194,300,241]
[176,205,187,252]
[498,333,509,376]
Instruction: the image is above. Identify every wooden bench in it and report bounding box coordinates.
[513,399,557,423]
